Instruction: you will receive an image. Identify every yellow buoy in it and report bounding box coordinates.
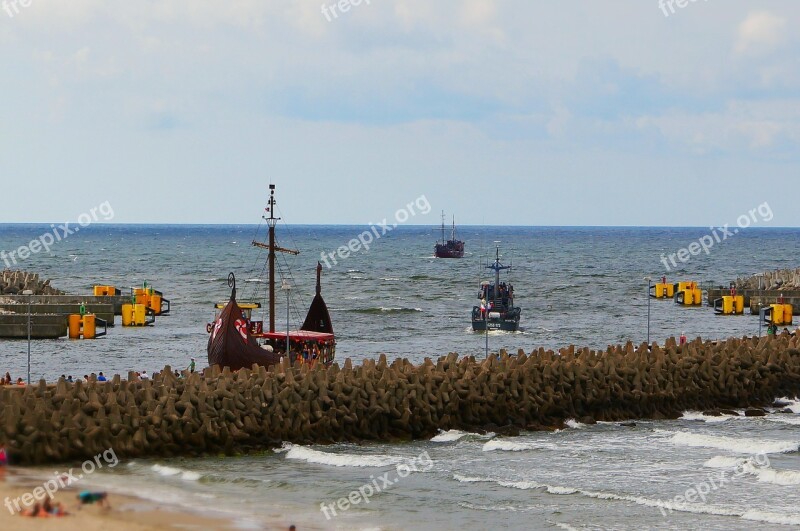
[122,304,134,326]
[68,314,82,339]
[82,314,96,339]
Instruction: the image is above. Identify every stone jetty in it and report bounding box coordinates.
[0,270,64,296]
[735,268,800,291]
[2,334,800,465]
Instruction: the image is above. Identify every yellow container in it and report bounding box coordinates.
[653,283,674,298]
[677,281,694,292]
[735,296,744,314]
[93,285,115,296]
[82,314,96,339]
[150,294,162,315]
[770,304,789,325]
[134,289,150,307]
[68,314,82,339]
[134,304,147,325]
[722,296,733,314]
[122,304,134,326]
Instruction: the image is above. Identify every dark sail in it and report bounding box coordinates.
[301,262,333,334]
[207,274,282,370]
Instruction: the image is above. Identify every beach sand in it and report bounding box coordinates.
[0,470,246,531]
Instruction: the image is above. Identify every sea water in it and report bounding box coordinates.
[1,224,799,529]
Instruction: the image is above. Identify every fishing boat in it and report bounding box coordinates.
[434,211,464,258]
[471,246,521,332]
[207,184,336,370]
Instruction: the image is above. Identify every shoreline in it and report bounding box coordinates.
[0,467,261,530]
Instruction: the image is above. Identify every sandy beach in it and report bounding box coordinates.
[0,469,246,531]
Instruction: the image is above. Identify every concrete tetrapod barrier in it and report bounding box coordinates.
[1,334,800,465]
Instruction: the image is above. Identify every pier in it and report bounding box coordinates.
[2,334,799,465]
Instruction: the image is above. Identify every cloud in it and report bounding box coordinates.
[735,11,787,55]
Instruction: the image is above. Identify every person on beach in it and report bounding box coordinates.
[679,332,687,345]
[43,497,67,516]
[140,371,149,380]
[77,491,110,509]
[0,446,8,466]
[66,375,73,383]
[97,372,107,382]
[16,378,25,386]
[188,357,196,373]
[3,372,9,385]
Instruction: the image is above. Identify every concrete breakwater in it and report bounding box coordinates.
[0,270,64,296]
[2,335,800,465]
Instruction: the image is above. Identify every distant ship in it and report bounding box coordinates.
[471,246,521,332]
[434,211,464,258]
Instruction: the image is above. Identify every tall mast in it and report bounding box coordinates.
[266,185,278,333]
[441,210,446,244]
[451,215,456,242]
[253,184,299,333]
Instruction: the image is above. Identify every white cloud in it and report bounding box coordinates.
[735,11,787,55]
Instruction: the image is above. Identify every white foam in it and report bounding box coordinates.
[703,456,745,469]
[431,430,467,442]
[775,397,800,414]
[482,440,541,452]
[668,431,799,454]
[743,463,800,486]
[546,486,579,495]
[681,411,735,423]
[453,474,492,483]
[498,480,544,490]
[565,419,585,429]
[767,416,800,426]
[283,445,403,468]
[742,510,800,526]
[151,464,201,481]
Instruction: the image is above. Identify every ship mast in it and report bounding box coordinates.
[440,210,446,244]
[252,184,299,333]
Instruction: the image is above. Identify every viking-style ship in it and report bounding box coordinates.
[434,211,464,258]
[206,185,335,370]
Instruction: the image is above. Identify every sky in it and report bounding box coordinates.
[1,1,798,226]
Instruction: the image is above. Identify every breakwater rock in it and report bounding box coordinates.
[0,270,64,296]
[2,335,800,465]
[736,268,800,291]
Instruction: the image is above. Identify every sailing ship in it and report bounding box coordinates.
[207,184,336,370]
[471,246,521,332]
[434,211,464,258]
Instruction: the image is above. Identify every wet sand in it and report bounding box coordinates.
[0,470,242,530]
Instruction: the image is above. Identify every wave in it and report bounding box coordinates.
[457,502,538,513]
[455,473,800,524]
[681,411,736,423]
[453,474,493,484]
[244,278,264,283]
[381,277,401,281]
[346,269,363,274]
[703,456,745,469]
[431,430,468,443]
[565,419,586,429]
[742,510,800,526]
[347,307,423,315]
[767,416,800,426]
[281,444,403,468]
[431,429,495,443]
[151,464,202,481]
[482,440,542,452]
[667,431,799,454]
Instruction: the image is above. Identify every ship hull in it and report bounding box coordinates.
[471,317,520,332]
[435,245,464,259]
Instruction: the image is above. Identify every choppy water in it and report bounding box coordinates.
[1,224,799,529]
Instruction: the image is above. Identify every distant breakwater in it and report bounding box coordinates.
[2,335,800,465]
